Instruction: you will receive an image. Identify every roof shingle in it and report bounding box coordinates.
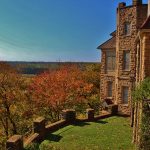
[97,36,116,50]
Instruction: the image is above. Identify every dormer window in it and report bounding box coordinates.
[124,22,131,35]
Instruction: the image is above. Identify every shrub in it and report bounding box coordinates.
[132,78,150,102]
[139,101,150,150]
[132,78,150,149]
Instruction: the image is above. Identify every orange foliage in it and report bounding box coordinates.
[0,62,27,137]
[29,65,93,120]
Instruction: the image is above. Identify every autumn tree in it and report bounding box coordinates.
[82,63,101,113]
[0,62,31,139]
[29,65,93,121]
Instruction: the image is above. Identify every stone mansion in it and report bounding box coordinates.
[97,0,150,115]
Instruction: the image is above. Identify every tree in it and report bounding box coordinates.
[29,65,93,121]
[132,78,150,149]
[82,63,101,113]
[0,62,29,138]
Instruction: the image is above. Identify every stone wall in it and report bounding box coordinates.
[133,31,150,146]
[141,33,150,79]
[100,3,147,115]
[6,108,117,150]
[115,3,147,114]
[136,32,150,82]
[100,50,116,103]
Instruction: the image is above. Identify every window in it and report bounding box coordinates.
[122,86,129,104]
[107,82,113,97]
[123,51,130,70]
[106,51,116,72]
[124,22,131,35]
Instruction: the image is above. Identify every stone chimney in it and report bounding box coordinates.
[118,2,126,9]
[132,0,142,5]
[148,0,150,16]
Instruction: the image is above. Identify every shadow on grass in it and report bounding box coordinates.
[45,126,75,142]
[46,133,62,142]
[45,119,108,143]
[95,120,108,124]
[73,121,90,127]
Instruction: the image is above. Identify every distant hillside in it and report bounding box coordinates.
[7,61,100,75]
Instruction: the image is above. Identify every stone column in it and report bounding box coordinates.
[108,105,118,115]
[6,135,23,150]
[132,102,138,143]
[86,108,94,121]
[143,34,150,78]
[132,0,142,6]
[62,109,76,123]
[33,117,46,141]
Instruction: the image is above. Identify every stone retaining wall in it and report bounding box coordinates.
[6,107,118,150]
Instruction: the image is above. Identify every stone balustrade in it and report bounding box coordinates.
[6,107,118,150]
[86,108,95,121]
[6,135,23,150]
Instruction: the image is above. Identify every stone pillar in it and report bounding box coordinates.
[143,35,150,78]
[86,108,94,121]
[62,109,76,123]
[33,117,46,141]
[6,135,23,150]
[108,105,118,115]
[132,102,138,143]
[118,2,126,9]
[132,0,142,6]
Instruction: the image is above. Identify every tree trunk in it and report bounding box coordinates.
[0,117,9,137]
[5,104,17,134]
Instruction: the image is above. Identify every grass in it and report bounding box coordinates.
[39,116,135,150]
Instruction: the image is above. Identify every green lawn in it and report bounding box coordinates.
[40,116,135,150]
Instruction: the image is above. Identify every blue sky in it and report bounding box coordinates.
[0,0,148,62]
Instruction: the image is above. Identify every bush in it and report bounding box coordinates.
[132,78,150,102]
[87,95,101,115]
[139,102,150,150]
[132,78,150,149]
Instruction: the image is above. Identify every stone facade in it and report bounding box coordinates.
[133,19,150,145]
[98,0,150,147]
[136,32,150,81]
[116,3,147,115]
[100,49,116,104]
[98,0,148,115]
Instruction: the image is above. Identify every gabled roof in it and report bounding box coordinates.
[141,15,150,29]
[97,36,116,50]
[110,30,116,37]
